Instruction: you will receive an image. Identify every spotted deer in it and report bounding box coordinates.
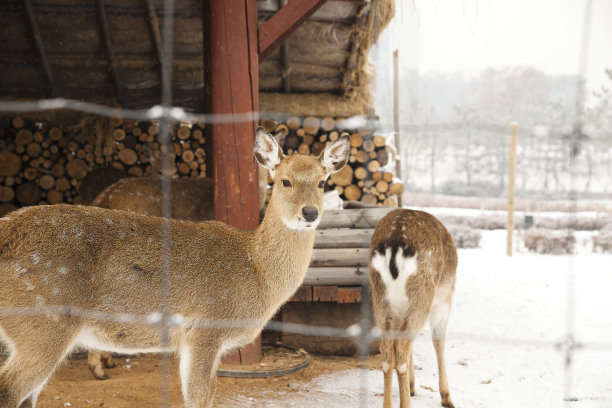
[369,209,457,408]
[0,127,350,408]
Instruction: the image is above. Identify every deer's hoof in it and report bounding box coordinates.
[90,365,110,380]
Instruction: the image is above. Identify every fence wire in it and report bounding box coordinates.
[0,0,610,407]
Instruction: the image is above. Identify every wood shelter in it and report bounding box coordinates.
[0,0,394,223]
[0,0,394,362]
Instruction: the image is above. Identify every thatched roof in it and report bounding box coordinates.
[0,0,393,117]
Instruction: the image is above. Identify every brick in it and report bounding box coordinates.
[338,286,362,303]
[290,285,313,302]
[313,285,338,301]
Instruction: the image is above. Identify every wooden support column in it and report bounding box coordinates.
[204,0,260,364]
[204,0,259,229]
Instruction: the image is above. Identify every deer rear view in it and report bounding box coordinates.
[370,209,457,408]
[0,127,350,408]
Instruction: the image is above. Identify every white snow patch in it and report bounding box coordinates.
[214,229,612,408]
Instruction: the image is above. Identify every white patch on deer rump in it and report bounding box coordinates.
[371,248,418,317]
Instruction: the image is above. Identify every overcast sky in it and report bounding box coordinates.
[380,0,612,91]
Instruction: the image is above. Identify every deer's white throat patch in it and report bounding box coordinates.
[281,216,320,231]
[371,248,418,317]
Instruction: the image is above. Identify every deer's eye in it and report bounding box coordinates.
[282,180,291,187]
[318,181,325,189]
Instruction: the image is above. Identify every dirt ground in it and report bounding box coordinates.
[37,349,381,408]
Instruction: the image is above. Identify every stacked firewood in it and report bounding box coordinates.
[262,116,403,206]
[0,116,206,213]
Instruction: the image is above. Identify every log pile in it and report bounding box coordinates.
[0,116,206,215]
[261,116,403,206]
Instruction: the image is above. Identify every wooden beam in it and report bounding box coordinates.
[318,207,396,229]
[96,0,122,99]
[279,0,291,93]
[304,267,368,286]
[310,248,369,268]
[144,0,164,84]
[23,0,56,97]
[314,228,373,248]
[258,0,328,61]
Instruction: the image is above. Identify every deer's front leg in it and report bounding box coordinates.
[179,333,221,408]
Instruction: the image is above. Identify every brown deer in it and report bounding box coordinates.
[87,149,214,380]
[0,127,350,408]
[90,145,214,222]
[369,209,457,408]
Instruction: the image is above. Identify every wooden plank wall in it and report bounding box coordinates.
[290,207,396,302]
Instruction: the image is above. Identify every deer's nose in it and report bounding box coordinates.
[302,207,319,222]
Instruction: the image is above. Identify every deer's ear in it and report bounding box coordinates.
[254,127,284,176]
[319,135,350,176]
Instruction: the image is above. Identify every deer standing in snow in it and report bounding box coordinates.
[369,209,457,408]
[0,127,350,408]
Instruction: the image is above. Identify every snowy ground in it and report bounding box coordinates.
[230,230,612,408]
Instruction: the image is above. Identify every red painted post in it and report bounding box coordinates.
[204,0,261,364]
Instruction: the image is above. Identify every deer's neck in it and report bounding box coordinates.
[252,209,316,302]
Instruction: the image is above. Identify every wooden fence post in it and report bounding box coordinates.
[393,49,402,207]
[507,122,518,256]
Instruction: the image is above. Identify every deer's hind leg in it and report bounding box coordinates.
[409,345,415,396]
[394,335,414,408]
[380,336,394,408]
[88,351,110,380]
[378,316,396,408]
[430,293,454,408]
[0,318,79,408]
[100,351,115,368]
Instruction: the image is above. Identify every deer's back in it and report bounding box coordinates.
[0,205,263,319]
[370,209,457,281]
[92,176,214,221]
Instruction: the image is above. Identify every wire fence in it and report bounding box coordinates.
[1,0,611,407]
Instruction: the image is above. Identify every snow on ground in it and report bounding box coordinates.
[228,231,612,407]
[412,206,609,219]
